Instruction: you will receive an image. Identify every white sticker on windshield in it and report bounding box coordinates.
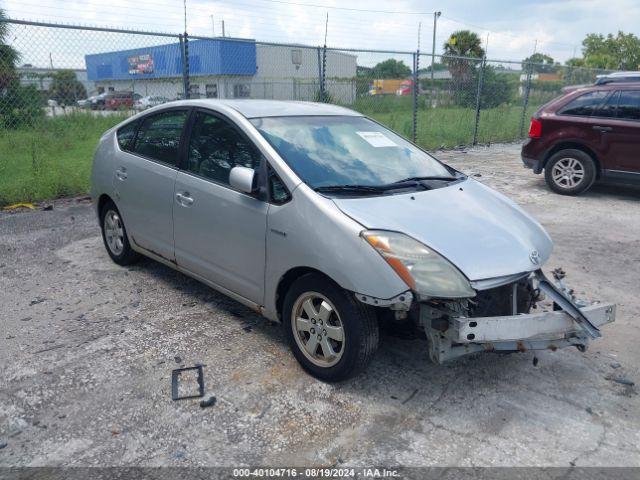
[356,131,397,148]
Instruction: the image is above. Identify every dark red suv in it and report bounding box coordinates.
[521,83,640,195]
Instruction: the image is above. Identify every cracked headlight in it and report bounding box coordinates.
[362,230,475,299]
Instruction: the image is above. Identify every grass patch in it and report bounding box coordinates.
[0,101,541,205]
[0,113,127,206]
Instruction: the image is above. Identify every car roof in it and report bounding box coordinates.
[162,99,362,118]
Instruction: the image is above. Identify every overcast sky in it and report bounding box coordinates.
[3,0,640,68]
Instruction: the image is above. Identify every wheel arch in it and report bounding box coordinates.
[97,194,114,217]
[544,142,601,178]
[275,267,342,322]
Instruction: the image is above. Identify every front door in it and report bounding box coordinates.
[173,110,268,304]
[113,109,189,261]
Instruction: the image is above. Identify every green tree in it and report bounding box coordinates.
[456,65,516,108]
[0,8,44,128]
[371,59,411,79]
[49,69,87,105]
[582,31,640,69]
[442,30,485,84]
[522,53,557,73]
[0,8,19,93]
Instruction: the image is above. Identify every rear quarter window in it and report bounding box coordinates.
[116,121,138,151]
[558,91,608,116]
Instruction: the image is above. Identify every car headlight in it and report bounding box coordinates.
[362,230,475,299]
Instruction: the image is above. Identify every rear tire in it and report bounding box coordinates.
[544,149,596,195]
[284,273,379,382]
[100,200,140,266]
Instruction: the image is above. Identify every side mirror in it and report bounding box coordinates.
[229,166,256,194]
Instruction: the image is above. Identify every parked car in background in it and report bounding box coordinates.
[78,95,97,108]
[90,93,108,110]
[92,99,614,381]
[134,95,170,110]
[105,92,142,111]
[396,79,414,96]
[522,83,640,195]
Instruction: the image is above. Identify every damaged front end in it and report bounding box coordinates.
[418,269,615,363]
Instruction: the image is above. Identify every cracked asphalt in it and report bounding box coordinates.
[1,143,639,467]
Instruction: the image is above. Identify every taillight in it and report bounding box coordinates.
[528,118,542,138]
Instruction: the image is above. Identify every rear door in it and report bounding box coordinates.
[596,89,640,175]
[113,108,189,262]
[173,109,268,304]
[554,91,611,164]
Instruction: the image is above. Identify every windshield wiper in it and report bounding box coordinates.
[391,175,460,184]
[314,184,386,194]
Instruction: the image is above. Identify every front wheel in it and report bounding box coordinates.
[544,149,596,195]
[283,273,379,382]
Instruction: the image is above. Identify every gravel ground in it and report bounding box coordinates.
[1,143,639,468]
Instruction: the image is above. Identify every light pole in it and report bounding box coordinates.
[431,11,441,82]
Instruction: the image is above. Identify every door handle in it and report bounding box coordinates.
[592,125,613,132]
[175,192,194,207]
[115,167,128,180]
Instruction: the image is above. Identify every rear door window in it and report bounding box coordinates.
[133,110,188,165]
[558,91,608,116]
[616,90,640,120]
[594,91,619,118]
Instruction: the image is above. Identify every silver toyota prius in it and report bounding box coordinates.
[91,99,615,381]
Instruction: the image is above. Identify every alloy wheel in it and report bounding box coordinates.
[291,292,345,368]
[551,157,585,189]
[104,209,125,256]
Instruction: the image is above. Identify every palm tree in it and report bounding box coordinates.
[0,8,20,93]
[442,30,485,84]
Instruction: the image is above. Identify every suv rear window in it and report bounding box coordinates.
[558,91,608,116]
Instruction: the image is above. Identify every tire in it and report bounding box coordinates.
[99,200,140,266]
[283,273,379,382]
[544,149,596,195]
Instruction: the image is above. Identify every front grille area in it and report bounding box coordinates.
[469,278,536,317]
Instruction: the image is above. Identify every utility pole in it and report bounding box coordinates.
[183,0,187,34]
[431,11,441,82]
[222,20,226,37]
[49,52,54,69]
[210,15,215,36]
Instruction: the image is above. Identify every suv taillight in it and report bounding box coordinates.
[528,118,542,138]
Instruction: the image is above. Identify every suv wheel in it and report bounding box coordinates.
[283,273,379,382]
[544,149,596,195]
[100,200,140,265]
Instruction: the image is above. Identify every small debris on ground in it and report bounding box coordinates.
[174,356,182,364]
[0,442,7,449]
[533,356,539,367]
[586,407,594,415]
[610,362,621,369]
[242,324,253,332]
[29,298,45,306]
[200,396,217,408]
[611,377,635,387]
[42,204,53,211]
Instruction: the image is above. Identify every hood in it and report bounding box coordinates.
[332,178,553,281]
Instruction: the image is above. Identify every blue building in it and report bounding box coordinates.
[84,38,357,102]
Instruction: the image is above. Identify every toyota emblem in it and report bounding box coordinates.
[529,250,541,265]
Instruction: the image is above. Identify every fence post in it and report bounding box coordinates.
[472,56,486,146]
[180,33,190,99]
[317,47,324,102]
[320,45,327,102]
[412,51,419,143]
[519,62,533,137]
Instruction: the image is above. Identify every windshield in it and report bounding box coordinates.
[250,116,454,189]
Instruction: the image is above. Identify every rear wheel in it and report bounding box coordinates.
[544,149,596,195]
[284,273,379,382]
[100,200,139,266]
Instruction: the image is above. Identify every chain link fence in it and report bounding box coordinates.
[0,18,615,204]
